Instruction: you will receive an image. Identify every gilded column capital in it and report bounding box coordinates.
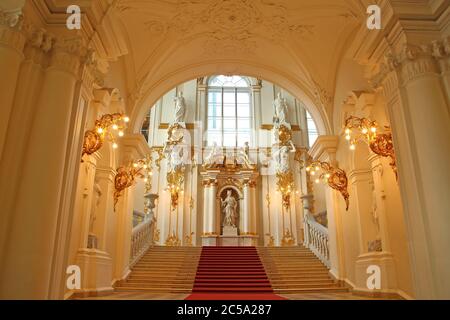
[0,9,26,53]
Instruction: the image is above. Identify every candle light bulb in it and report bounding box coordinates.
[345,128,350,134]
[345,135,351,141]
[350,144,356,151]
[118,131,124,137]
[97,128,103,134]
[112,124,119,130]
[123,116,130,123]
[112,143,118,149]
[362,128,368,134]
[371,127,377,133]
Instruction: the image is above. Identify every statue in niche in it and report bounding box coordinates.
[273,92,288,125]
[87,182,102,249]
[222,190,238,228]
[174,91,186,124]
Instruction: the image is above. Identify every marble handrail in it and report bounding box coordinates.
[129,217,154,267]
[303,213,330,268]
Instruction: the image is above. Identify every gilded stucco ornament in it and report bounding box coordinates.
[306,161,350,211]
[344,116,397,179]
[82,113,129,160]
[113,164,144,210]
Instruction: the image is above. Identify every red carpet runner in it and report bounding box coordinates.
[186,247,285,300]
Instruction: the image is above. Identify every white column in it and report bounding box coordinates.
[0,10,26,160]
[202,181,210,234]
[309,136,345,279]
[0,26,49,264]
[94,167,116,251]
[348,169,378,254]
[251,82,262,147]
[242,183,250,234]
[208,181,218,233]
[368,155,391,252]
[113,186,135,280]
[249,181,257,234]
[378,44,450,298]
[0,38,85,299]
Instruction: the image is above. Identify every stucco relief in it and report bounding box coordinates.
[116,0,314,55]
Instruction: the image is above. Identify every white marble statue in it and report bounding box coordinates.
[273,92,288,125]
[237,141,252,167]
[222,190,238,228]
[204,142,223,166]
[174,91,186,123]
[277,146,291,173]
[166,144,185,173]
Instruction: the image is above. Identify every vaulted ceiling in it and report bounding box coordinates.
[22,0,449,133]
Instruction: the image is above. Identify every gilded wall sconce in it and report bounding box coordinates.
[81,113,129,160]
[276,171,295,209]
[306,161,350,211]
[344,116,397,179]
[166,167,185,210]
[113,160,145,210]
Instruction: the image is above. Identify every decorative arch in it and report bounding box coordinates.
[129,62,332,136]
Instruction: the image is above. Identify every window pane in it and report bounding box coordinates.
[237,118,250,129]
[208,104,222,117]
[237,133,250,146]
[223,92,235,104]
[237,92,249,103]
[208,91,222,103]
[223,105,236,117]
[208,117,222,129]
[223,133,236,147]
[237,104,250,117]
[224,118,236,129]
[208,132,222,146]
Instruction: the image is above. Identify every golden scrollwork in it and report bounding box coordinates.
[266,234,275,247]
[344,116,397,179]
[153,229,160,244]
[306,161,350,211]
[167,167,185,210]
[278,125,293,146]
[113,164,144,210]
[153,147,165,171]
[185,232,195,246]
[281,229,296,246]
[276,171,295,209]
[82,113,129,160]
[165,232,181,246]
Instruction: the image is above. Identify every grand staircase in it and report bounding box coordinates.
[192,247,273,293]
[114,245,347,296]
[258,246,348,294]
[115,246,201,293]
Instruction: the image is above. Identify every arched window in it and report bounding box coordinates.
[306,111,318,147]
[207,75,252,147]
